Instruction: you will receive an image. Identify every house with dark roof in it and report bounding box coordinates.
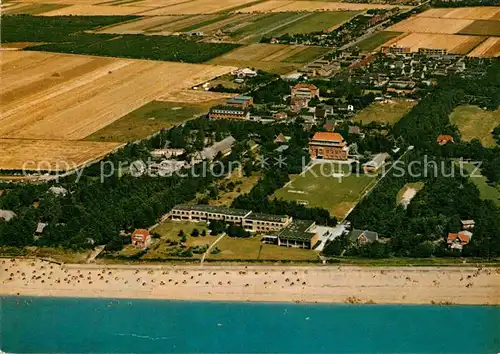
[349,229,379,245]
[264,220,318,249]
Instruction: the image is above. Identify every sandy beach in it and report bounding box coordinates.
[1,258,499,305]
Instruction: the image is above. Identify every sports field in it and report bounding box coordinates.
[353,99,416,125]
[450,105,500,147]
[209,43,329,73]
[274,163,377,219]
[0,51,234,170]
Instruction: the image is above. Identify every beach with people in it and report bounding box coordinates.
[1,258,499,305]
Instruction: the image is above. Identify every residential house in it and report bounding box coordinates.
[349,229,379,244]
[309,132,349,161]
[447,231,472,250]
[461,220,475,230]
[131,229,152,249]
[150,148,185,159]
[348,126,363,136]
[273,112,288,120]
[232,68,257,78]
[437,134,455,146]
[34,222,47,240]
[274,134,291,144]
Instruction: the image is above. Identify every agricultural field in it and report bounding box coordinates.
[388,17,475,35]
[467,37,500,58]
[274,163,377,220]
[240,0,407,13]
[356,31,403,51]
[450,105,500,147]
[0,139,122,172]
[206,235,318,261]
[382,33,486,55]
[134,0,260,15]
[2,2,68,15]
[86,101,218,143]
[459,20,500,37]
[416,7,500,21]
[0,51,235,171]
[353,99,416,125]
[209,43,330,74]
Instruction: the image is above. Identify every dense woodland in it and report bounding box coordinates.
[2,15,239,63]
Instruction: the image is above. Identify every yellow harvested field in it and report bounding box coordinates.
[388,17,474,34]
[158,90,234,103]
[0,51,235,171]
[240,0,407,13]
[218,43,292,61]
[136,0,258,15]
[0,139,122,171]
[40,4,147,16]
[383,33,486,54]
[467,37,500,58]
[416,7,500,20]
[1,51,235,141]
[13,0,106,4]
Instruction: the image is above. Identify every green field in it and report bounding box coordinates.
[463,163,500,206]
[206,235,318,261]
[353,99,416,125]
[274,163,377,219]
[85,101,211,142]
[459,20,500,37]
[268,11,360,37]
[231,13,305,43]
[283,46,330,63]
[450,105,500,147]
[356,31,403,52]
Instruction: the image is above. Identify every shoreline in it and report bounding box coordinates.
[1,258,499,305]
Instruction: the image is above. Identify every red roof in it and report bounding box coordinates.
[293,83,318,91]
[311,132,344,142]
[437,135,455,145]
[447,231,471,244]
[132,229,150,240]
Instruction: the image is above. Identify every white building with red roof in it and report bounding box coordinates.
[131,229,151,249]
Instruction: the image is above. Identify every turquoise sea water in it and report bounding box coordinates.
[1,296,499,353]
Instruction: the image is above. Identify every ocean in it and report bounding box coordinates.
[1,296,499,353]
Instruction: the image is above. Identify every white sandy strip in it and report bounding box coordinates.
[1,259,499,305]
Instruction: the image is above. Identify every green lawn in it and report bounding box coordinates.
[356,31,402,52]
[274,163,377,219]
[353,99,416,125]
[142,221,218,260]
[450,105,500,147]
[85,101,210,142]
[206,235,318,261]
[462,163,500,206]
[283,46,331,63]
[268,11,360,37]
